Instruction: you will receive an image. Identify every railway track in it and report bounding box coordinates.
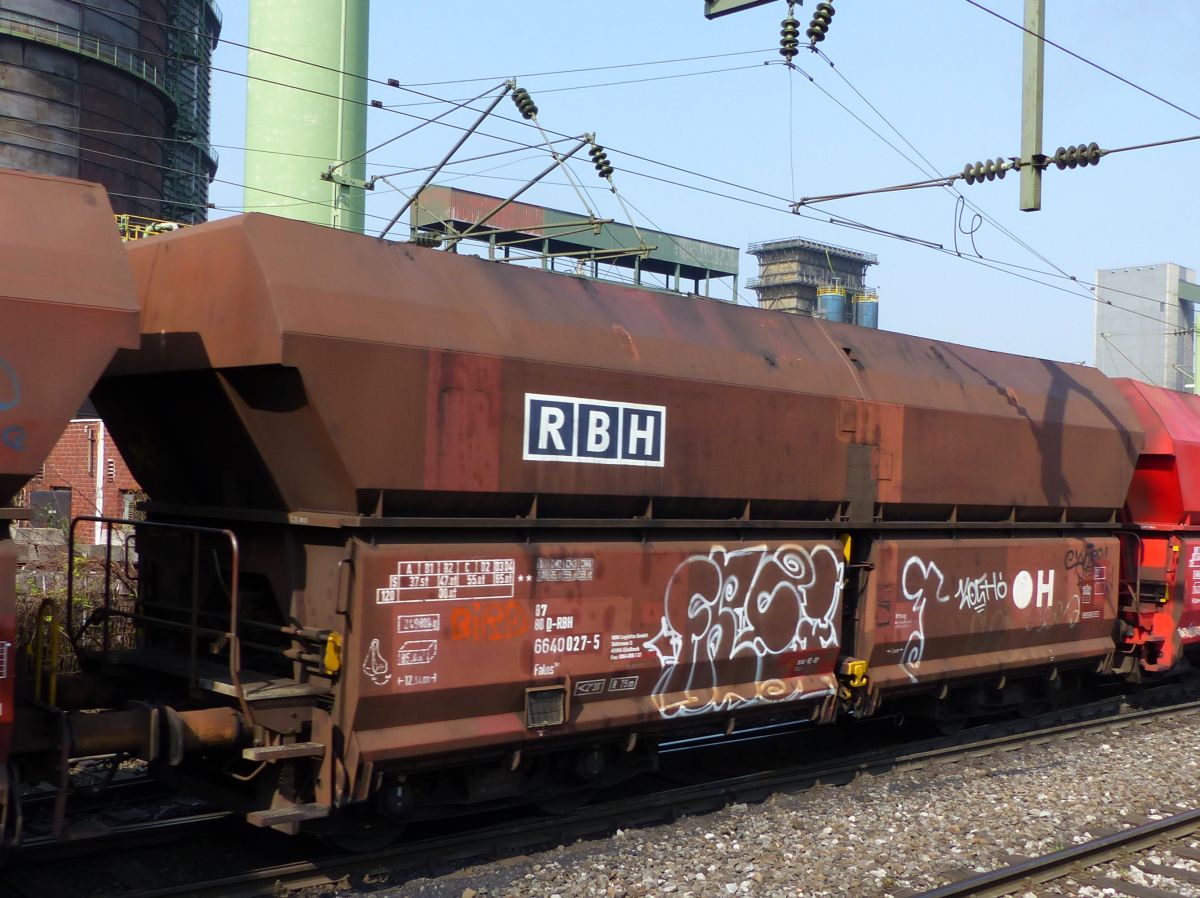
[7,692,1191,898]
[911,809,1200,897]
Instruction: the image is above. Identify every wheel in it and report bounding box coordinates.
[323,814,403,853]
[0,763,20,853]
[933,715,966,736]
[534,788,594,815]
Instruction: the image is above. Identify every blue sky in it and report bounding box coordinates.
[206,1,1199,366]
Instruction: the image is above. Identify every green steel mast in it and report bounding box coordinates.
[243,0,369,232]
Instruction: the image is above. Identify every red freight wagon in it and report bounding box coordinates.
[1112,379,1200,672]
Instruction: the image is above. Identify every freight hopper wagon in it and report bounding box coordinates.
[1112,379,1200,674]
[78,213,1144,838]
[0,170,140,845]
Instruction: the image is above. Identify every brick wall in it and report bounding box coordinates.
[13,419,141,544]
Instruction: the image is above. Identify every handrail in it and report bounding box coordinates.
[114,213,185,242]
[746,271,857,290]
[66,515,251,727]
[0,11,172,100]
[747,235,878,264]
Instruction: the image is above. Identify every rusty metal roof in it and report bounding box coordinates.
[109,212,1140,520]
[411,185,739,280]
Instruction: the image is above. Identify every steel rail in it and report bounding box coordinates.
[111,698,1200,898]
[16,810,231,856]
[17,773,163,816]
[910,809,1200,898]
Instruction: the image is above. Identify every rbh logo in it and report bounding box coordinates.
[524,393,665,467]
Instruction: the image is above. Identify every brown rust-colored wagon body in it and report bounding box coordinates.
[0,171,141,500]
[0,169,139,841]
[858,537,1119,697]
[100,213,1138,522]
[345,538,844,776]
[81,212,1143,831]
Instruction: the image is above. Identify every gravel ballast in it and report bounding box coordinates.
[318,712,1200,898]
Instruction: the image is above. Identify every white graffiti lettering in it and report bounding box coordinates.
[644,544,843,718]
[955,571,1008,613]
[900,557,949,683]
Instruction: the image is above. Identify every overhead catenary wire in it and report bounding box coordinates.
[587,156,1180,326]
[8,7,793,219]
[17,113,563,175]
[1099,334,1161,386]
[811,47,1076,282]
[5,13,1175,338]
[11,7,1187,337]
[12,6,799,222]
[381,64,771,107]
[0,124,403,228]
[58,0,1195,296]
[963,0,1200,123]
[776,46,1194,348]
[400,49,776,88]
[70,0,775,116]
[452,49,1189,327]
[330,80,511,174]
[52,5,800,212]
[75,0,775,95]
[37,125,1196,337]
[790,133,1200,207]
[145,139,1188,338]
[1,96,1180,333]
[376,81,515,240]
[449,137,591,247]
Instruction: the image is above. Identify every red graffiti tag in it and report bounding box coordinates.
[449,600,530,642]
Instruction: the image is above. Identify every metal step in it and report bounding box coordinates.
[97,649,331,703]
[242,742,325,762]
[246,803,330,828]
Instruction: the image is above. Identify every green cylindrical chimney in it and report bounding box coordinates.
[244,0,370,232]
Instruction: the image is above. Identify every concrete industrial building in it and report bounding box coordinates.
[745,236,880,327]
[1095,263,1200,392]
